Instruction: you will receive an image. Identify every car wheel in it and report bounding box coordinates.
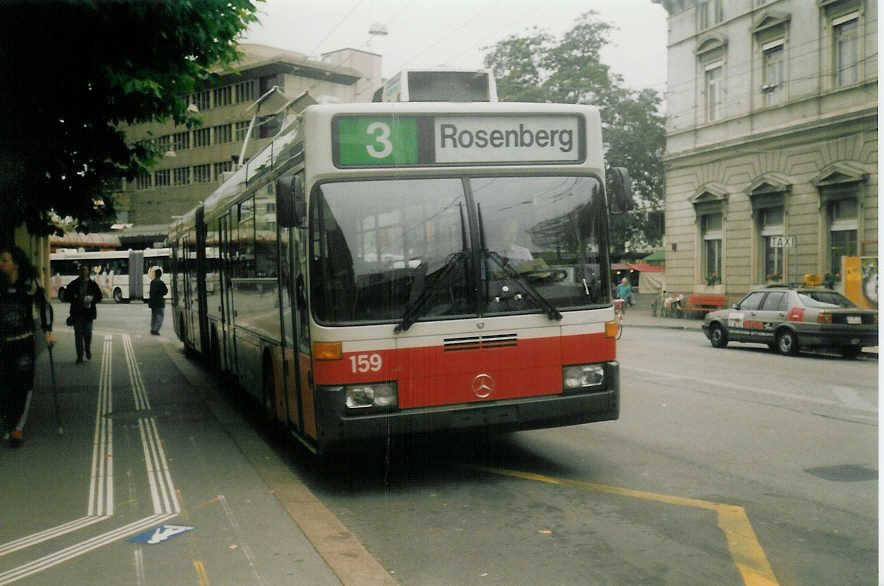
[709,323,728,348]
[776,330,799,356]
[840,346,861,359]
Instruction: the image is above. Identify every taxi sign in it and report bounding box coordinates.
[333,114,584,168]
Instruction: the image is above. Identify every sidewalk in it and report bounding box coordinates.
[623,297,878,357]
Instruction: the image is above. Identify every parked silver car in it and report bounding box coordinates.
[702,286,877,358]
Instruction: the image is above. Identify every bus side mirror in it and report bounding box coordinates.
[607,167,635,214]
[277,174,305,227]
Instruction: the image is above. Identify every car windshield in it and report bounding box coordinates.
[310,175,610,325]
[797,290,857,309]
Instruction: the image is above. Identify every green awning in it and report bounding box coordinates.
[642,250,665,263]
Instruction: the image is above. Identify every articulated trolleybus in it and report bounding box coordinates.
[171,79,632,454]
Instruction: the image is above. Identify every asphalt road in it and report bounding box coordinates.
[1,303,876,585]
[292,326,877,585]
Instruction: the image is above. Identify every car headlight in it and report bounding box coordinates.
[344,383,398,410]
[562,364,605,391]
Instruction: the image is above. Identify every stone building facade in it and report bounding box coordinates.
[114,44,381,228]
[652,0,877,300]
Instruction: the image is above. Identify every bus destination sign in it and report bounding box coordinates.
[333,114,584,168]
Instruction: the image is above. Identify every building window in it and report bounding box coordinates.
[828,198,858,275]
[759,207,784,281]
[235,80,256,103]
[154,169,170,187]
[698,0,724,29]
[761,41,784,106]
[259,74,280,94]
[235,121,251,142]
[136,173,151,190]
[213,86,232,108]
[193,164,212,183]
[214,124,232,144]
[172,131,190,151]
[214,161,233,180]
[257,114,281,139]
[173,167,190,186]
[834,14,859,87]
[193,128,211,148]
[702,213,722,284]
[705,62,723,121]
[191,90,210,112]
[155,135,170,153]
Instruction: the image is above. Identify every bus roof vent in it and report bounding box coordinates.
[375,68,498,103]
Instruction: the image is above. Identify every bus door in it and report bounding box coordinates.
[195,206,210,354]
[279,222,315,438]
[218,214,237,372]
[129,250,145,301]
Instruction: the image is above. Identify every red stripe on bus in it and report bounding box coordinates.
[313,332,614,409]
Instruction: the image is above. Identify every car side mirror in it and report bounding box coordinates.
[606,167,635,214]
[732,304,739,310]
[277,174,305,227]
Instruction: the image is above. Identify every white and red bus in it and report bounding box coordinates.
[170,81,632,454]
[50,248,171,303]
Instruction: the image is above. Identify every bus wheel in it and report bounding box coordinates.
[262,366,276,420]
[57,287,66,302]
[113,288,124,303]
[210,329,221,370]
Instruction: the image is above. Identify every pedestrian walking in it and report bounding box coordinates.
[148,268,168,335]
[0,244,54,447]
[66,264,102,363]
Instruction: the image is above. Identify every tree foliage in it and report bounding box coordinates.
[483,11,666,254]
[0,0,261,239]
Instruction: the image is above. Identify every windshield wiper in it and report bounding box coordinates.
[485,250,563,322]
[394,251,467,334]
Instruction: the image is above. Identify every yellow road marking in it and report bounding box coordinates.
[474,466,779,586]
[193,560,210,585]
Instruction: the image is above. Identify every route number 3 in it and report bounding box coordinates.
[365,122,393,158]
[350,353,382,373]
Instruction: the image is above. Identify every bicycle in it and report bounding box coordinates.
[613,298,624,340]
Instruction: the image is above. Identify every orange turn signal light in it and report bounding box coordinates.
[605,320,619,338]
[313,341,342,360]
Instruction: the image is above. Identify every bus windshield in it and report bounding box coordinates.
[311,175,609,325]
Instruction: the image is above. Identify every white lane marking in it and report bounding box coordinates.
[0,516,108,557]
[832,386,876,411]
[218,495,268,586]
[124,334,180,516]
[134,545,145,586]
[626,366,878,414]
[0,335,182,583]
[0,513,177,584]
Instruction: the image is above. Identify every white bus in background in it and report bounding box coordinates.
[49,248,172,303]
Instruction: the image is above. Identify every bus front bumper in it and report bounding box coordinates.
[314,361,619,452]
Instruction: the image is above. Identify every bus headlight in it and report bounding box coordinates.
[562,364,605,391]
[344,383,398,410]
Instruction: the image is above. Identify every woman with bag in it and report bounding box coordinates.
[0,244,54,447]
[66,264,102,363]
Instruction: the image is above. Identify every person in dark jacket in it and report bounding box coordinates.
[67,264,102,363]
[148,268,168,335]
[0,244,54,447]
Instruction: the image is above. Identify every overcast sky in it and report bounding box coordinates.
[243,0,668,95]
